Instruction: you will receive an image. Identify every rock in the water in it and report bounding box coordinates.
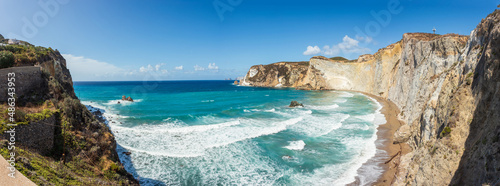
[289,101,304,107]
[234,80,239,85]
[117,101,121,104]
[121,95,134,102]
[123,152,131,155]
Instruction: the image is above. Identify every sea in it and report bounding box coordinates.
[73,80,388,186]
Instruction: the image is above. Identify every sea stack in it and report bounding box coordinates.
[289,101,304,107]
[122,95,134,102]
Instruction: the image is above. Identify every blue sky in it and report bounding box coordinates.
[0,0,497,81]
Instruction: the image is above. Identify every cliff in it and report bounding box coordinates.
[241,10,500,185]
[0,42,138,185]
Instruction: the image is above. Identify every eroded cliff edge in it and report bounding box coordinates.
[241,10,500,185]
[0,39,138,185]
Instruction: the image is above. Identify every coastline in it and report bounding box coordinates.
[81,91,410,185]
[360,93,411,185]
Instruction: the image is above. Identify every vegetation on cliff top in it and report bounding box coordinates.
[0,44,56,68]
[0,37,138,185]
[0,50,15,68]
[329,56,349,61]
[0,37,59,69]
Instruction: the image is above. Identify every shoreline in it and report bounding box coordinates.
[81,92,410,185]
[359,93,411,185]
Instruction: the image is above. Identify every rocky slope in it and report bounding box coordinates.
[0,39,138,185]
[241,10,500,185]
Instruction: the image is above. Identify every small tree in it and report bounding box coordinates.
[0,50,15,68]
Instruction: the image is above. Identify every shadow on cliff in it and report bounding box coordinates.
[450,25,500,185]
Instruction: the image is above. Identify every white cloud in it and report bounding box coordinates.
[303,46,321,55]
[140,63,167,74]
[303,35,371,57]
[194,65,205,71]
[155,63,165,71]
[356,35,374,44]
[140,64,154,72]
[63,54,127,81]
[175,65,183,70]
[194,63,219,72]
[208,63,219,70]
[63,55,176,81]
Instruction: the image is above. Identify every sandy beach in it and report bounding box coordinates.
[346,92,411,186]
[362,94,411,186]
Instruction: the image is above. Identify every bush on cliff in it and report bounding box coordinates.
[0,50,14,68]
[330,56,349,61]
[0,44,56,66]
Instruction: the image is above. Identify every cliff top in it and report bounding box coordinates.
[475,9,500,37]
[311,56,357,63]
[403,32,468,42]
[311,33,469,64]
[265,61,309,66]
[0,36,62,69]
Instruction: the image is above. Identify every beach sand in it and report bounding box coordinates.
[368,94,411,186]
[348,93,411,186]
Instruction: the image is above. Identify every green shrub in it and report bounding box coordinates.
[441,126,452,137]
[0,50,15,68]
[330,56,349,61]
[431,147,438,155]
[466,72,474,78]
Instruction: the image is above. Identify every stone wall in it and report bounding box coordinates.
[0,66,48,104]
[2,115,57,156]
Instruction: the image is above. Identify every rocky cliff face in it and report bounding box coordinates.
[0,43,138,185]
[241,10,500,186]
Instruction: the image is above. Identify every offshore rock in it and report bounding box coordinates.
[289,101,304,107]
[122,95,134,102]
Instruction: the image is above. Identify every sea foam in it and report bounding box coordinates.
[113,117,303,157]
[284,140,306,150]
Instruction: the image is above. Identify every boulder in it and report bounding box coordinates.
[289,101,304,107]
[121,95,134,102]
[393,124,411,144]
[234,80,239,85]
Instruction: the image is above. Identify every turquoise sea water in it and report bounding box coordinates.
[74,81,387,186]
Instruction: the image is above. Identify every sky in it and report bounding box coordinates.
[0,0,497,81]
